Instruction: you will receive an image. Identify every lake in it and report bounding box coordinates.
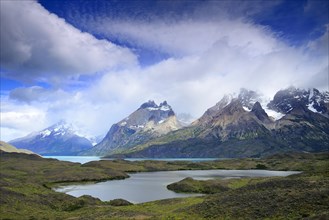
[43,156,220,164]
[43,156,102,164]
[55,169,300,203]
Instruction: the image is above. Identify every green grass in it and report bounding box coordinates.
[167,177,229,194]
[0,151,328,219]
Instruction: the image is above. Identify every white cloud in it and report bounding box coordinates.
[0,1,137,84]
[1,1,328,142]
[3,26,327,141]
[0,98,48,141]
[91,19,282,57]
[306,24,329,57]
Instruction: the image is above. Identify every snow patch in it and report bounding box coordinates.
[40,129,51,137]
[129,125,145,129]
[120,121,127,126]
[158,119,165,124]
[264,108,285,120]
[261,102,286,121]
[160,105,171,111]
[243,106,251,112]
[259,100,286,121]
[307,103,318,113]
[147,107,159,111]
[324,92,329,103]
[309,89,314,101]
[147,106,171,111]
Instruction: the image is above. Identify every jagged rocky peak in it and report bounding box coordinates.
[87,100,181,155]
[238,88,261,110]
[267,87,307,113]
[160,100,168,107]
[208,89,261,114]
[268,87,328,115]
[209,94,234,113]
[192,95,232,125]
[38,120,74,138]
[221,99,245,115]
[119,100,176,130]
[252,101,271,122]
[139,100,172,111]
[309,88,329,114]
[252,101,263,111]
[141,100,173,114]
[140,100,158,109]
[194,89,262,126]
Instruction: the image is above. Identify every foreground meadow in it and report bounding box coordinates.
[0,152,328,219]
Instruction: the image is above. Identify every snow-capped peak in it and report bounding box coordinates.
[36,120,100,146]
[267,87,328,117]
[117,100,176,132]
[142,100,172,112]
[43,120,74,137]
[40,129,51,138]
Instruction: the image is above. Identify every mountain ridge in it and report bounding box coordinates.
[81,100,182,156]
[108,87,329,158]
[8,87,329,157]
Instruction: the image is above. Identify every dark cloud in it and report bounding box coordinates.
[9,86,48,103]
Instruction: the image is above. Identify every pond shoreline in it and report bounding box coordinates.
[1,151,328,219]
[54,169,301,203]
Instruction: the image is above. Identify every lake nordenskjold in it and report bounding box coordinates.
[43,155,220,164]
[55,169,300,203]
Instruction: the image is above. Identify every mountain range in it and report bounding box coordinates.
[108,87,329,158]
[8,87,329,158]
[9,121,96,156]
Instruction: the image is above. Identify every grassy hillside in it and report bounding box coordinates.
[0,151,328,219]
[0,141,35,154]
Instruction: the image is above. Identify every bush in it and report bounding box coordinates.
[256,164,268,169]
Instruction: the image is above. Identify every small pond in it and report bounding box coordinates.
[55,169,300,203]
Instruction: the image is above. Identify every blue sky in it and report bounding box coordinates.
[1,0,328,141]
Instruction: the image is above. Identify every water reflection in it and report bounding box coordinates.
[55,169,300,203]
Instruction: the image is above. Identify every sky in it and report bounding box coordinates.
[1,0,328,141]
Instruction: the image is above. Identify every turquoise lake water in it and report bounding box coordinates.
[43,156,220,164]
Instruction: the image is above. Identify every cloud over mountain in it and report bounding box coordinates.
[0,0,328,142]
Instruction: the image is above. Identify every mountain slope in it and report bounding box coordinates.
[9,121,93,156]
[0,141,36,155]
[111,88,329,158]
[83,101,182,156]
